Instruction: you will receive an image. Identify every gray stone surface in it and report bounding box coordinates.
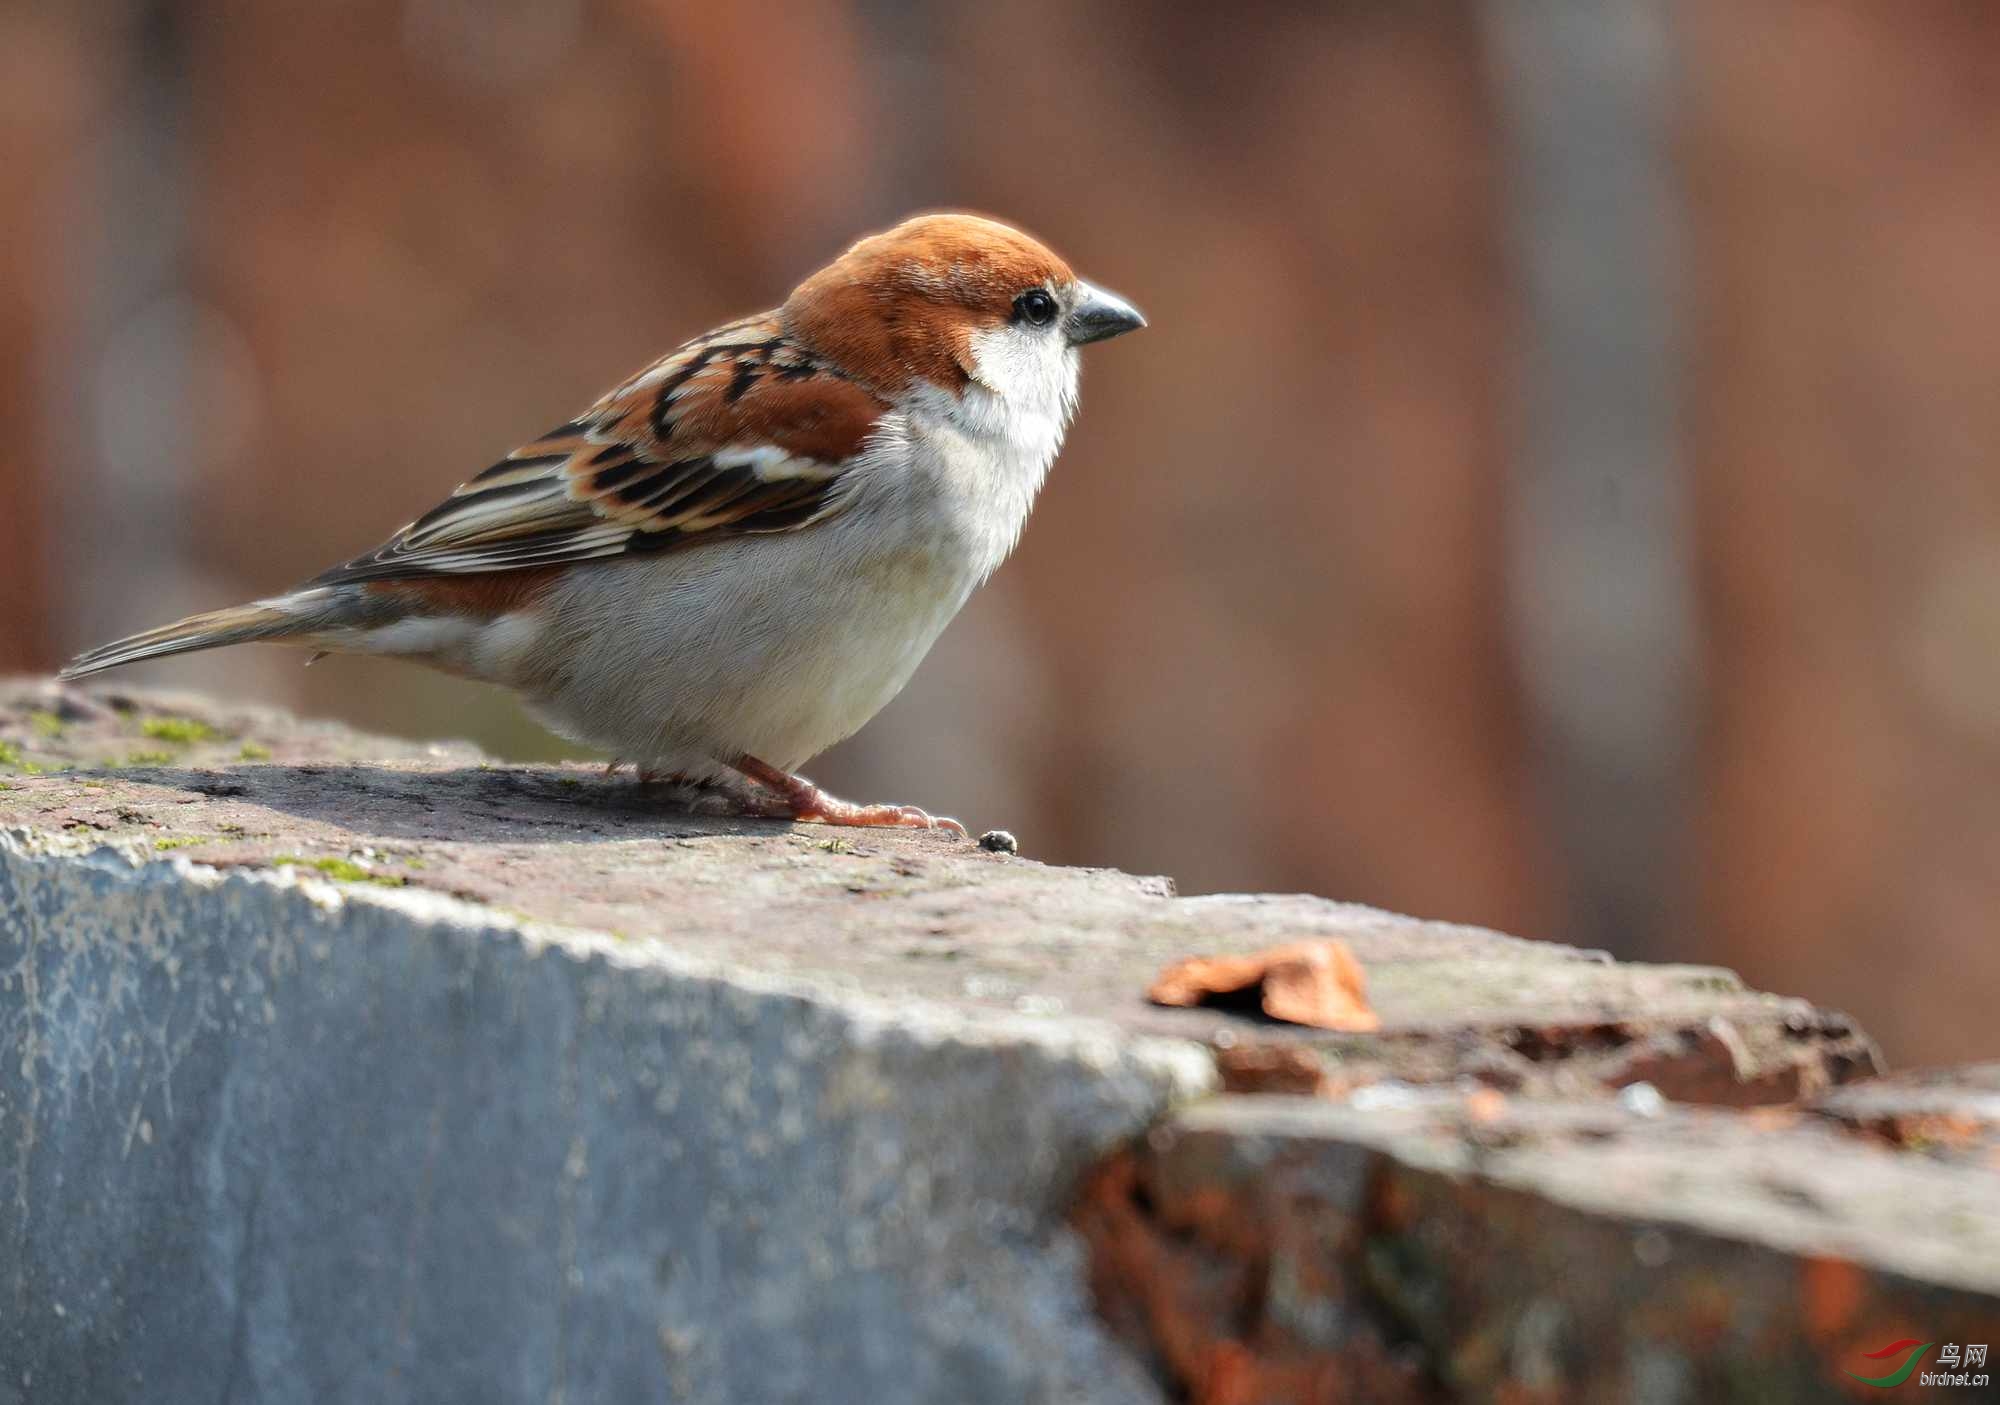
[0,833,1209,1405]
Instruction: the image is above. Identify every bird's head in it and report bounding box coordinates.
[781,213,1144,426]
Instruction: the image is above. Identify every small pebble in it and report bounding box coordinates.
[978,829,1018,854]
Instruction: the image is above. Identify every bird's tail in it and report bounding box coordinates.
[60,594,331,680]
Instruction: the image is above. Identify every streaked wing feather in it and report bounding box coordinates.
[310,314,886,586]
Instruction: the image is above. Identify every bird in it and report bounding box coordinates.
[61,212,1146,836]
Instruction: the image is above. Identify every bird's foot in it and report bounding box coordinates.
[792,793,968,836]
[730,755,968,838]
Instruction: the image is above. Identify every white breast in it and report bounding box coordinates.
[892,331,1080,583]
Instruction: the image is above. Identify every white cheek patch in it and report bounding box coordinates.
[954,327,1079,471]
[965,324,1079,423]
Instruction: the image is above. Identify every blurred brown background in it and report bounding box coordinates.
[3,0,1995,1067]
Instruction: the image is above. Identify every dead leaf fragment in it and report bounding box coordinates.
[1147,940,1380,1032]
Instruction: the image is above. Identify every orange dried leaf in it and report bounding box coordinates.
[1147,940,1380,1032]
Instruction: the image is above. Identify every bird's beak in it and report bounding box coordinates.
[1066,281,1147,345]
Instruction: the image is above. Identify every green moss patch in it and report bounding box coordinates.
[140,717,219,745]
[272,855,407,887]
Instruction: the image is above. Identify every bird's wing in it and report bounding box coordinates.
[309,314,890,586]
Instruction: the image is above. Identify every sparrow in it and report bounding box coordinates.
[61,213,1146,835]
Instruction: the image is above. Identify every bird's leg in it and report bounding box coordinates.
[729,755,968,838]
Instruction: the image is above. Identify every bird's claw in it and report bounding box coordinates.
[792,797,968,839]
[719,754,968,838]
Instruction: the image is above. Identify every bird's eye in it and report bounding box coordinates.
[1013,289,1058,327]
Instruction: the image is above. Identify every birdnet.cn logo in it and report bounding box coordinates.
[1844,1339,1989,1390]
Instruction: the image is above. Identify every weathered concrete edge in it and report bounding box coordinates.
[0,823,1221,1086]
[0,832,1216,1405]
[1077,1095,2000,1403]
[1167,1095,2000,1297]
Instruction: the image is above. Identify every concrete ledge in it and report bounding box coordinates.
[1,828,1215,1404]
[0,680,1989,1404]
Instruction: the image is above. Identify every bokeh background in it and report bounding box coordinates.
[3,0,1996,1067]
